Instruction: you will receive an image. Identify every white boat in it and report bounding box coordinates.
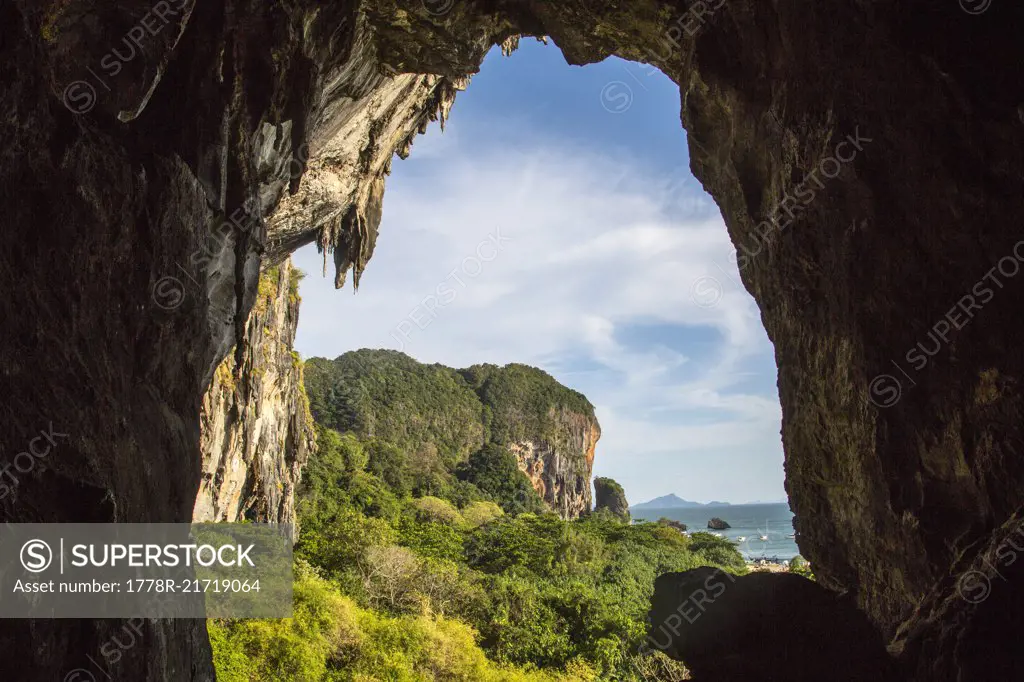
[759,534,769,541]
[735,536,747,542]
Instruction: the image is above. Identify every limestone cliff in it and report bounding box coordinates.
[194,259,315,534]
[463,363,600,520]
[507,408,600,519]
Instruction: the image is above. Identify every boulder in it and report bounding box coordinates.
[647,568,898,681]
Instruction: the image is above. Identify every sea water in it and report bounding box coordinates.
[630,503,799,560]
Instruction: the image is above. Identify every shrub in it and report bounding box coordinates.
[208,565,361,681]
[409,496,465,527]
[688,532,746,571]
[462,500,505,528]
[210,567,590,681]
[789,555,814,579]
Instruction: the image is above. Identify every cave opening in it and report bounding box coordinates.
[291,38,788,534]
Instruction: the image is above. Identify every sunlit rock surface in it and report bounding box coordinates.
[194,259,314,534]
[508,410,600,519]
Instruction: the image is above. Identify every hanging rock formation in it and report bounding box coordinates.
[1,0,1023,679]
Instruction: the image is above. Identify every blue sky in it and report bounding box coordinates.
[293,40,786,505]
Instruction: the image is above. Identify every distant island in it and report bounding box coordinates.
[630,494,789,510]
[630,494,731,510]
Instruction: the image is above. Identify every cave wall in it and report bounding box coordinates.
[2,0,1023,679]
[0,0,452,677]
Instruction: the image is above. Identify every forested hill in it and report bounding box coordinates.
[303,349,600,518]
[208,348,747,680]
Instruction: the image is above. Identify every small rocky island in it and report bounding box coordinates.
[593,477,630,521]
[707,517,731,530]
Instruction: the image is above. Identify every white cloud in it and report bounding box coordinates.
[293,126,783,503]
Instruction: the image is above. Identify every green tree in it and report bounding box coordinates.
[295,506,394,579]
[464,514,562,574]
[408,496,465,526]
[462,500,505,528]
[365,439,410,498]
[397,516,466,562]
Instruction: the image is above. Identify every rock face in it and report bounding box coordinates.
[649,568,898,681]
[707,517,731,530]
[3,0,1024,678]
[507,410,600,519]
[194,259,315,535]
[466,363,600,519]
[593,477,630,520]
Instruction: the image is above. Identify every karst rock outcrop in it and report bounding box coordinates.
[593,477,630,520]
[1,0,1022,679]
[194,259,315,534]
[707,517,731,530]
[505,408,600,519]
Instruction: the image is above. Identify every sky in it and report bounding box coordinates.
[293,40,786,506]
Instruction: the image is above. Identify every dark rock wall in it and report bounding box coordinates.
[2,0,1023,679]
[360,5,1024,656]
[0,0,450,678]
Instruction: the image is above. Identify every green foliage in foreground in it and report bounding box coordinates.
[210,562,597,682]
[213,418,745,680]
